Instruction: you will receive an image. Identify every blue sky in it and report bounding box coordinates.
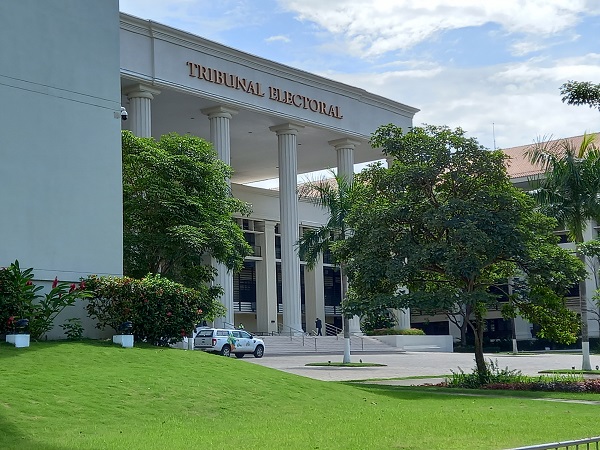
[120,0,600,153]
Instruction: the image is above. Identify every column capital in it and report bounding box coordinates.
[269,122,305,136]
[123,83,161,100]
[201,105,239,120]
[328,137,362,150]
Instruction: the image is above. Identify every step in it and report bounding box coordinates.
[259,335,405,355]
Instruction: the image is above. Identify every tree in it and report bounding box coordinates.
[526,133,600,370]
[122,131,251,291]
[297,173,354,363]
[560,81,600,111]
[576,240,600,336]
[338,124,584,378]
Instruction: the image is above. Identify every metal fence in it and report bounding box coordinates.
[508,436,600,450]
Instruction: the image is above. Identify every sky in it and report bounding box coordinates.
[119,0,600,166]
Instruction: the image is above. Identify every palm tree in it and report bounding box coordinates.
[297,173,354,363]
[526,132,600,370]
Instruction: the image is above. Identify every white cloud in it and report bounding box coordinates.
[120,0,268,38]
[321,54,600,150]
[265,35,291,43]
[278,0,600,57]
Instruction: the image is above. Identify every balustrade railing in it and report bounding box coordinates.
[508,436,600,450]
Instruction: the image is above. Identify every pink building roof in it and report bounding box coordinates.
[503,133,598,179]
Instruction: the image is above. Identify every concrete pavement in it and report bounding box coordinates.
[245,351,600,383]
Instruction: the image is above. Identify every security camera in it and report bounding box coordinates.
[121,106,128,121]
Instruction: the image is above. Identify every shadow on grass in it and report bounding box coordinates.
[0,339,120,361]
[0,341,64,361]
[347,383,452,402]
[0,339,175,362]
[0,413,74,450]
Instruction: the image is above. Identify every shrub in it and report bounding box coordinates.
[366,328,426,336]
[360,309,397,333]
[60,318,84,340]
[0,260,89,339]
[84,274,226,346]
[0,261,42,334]
[445,359,529,388]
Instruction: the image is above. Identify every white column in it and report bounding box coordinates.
[202,106,238,328]
[270,123,304,333]
[329,138,362,334]
[123,84,160,138]
[201,106,238,162]
[256,220,278,334]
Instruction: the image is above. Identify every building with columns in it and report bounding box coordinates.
[118,13,417,335]
[0,1,417,338]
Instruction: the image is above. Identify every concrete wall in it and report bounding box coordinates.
[0,0,123,281]
[0,1,123,339]
[376,335,454,352]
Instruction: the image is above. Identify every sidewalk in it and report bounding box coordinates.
[245,351,600,382]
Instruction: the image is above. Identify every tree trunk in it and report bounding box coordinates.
[460,305,471,347]
[472,315,488,380]
[342,314,351,364]
[580,276,592,370]
[511,318,518,354]
[460,320,467,347]
[340,264,351,364]
[577,238,591,370]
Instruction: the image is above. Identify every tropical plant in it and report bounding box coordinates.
[297,173,354,363]
[526,132,600,370]
[60,318,84,340]
[28,277,90,340]
[0,260,42,334]
[0,260,88,339]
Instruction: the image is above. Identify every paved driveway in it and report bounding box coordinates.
[245,351,600,382]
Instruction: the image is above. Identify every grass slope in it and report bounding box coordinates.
[1,341,599,449]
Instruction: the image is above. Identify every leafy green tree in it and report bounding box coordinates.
[526,133,600,370]
[560,81,600,111]
[122,131,251,291]
[338,124,584,377]
[298,173,354,363]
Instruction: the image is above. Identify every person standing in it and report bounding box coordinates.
[315,318,323,336]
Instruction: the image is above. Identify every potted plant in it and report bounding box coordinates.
[113,321,134,348]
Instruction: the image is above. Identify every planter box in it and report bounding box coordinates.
[6,334,30,348]
[375,335,453,352]
[113,334,134,348]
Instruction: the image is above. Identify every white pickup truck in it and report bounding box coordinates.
[193,328,265,358]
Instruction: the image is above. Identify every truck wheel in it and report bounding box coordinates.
[220,345,231,357]
[234,353,245,358]
[253,345,264,358]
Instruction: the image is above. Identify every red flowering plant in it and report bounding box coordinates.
[27,276,91,340]
[0,260,90,339]
[84,273,225,346]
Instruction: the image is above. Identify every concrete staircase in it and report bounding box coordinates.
[260,334,404,355]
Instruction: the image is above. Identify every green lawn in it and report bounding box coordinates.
[1,341,600,450]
